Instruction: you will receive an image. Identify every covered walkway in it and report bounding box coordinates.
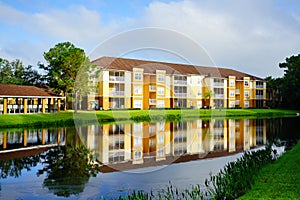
[0,84,65,114]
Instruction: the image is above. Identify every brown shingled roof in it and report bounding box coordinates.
[92,56,264,80]
[0,84,57,97]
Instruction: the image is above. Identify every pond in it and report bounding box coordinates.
[0,117,300,199]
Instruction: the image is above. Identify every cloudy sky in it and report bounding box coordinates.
[0,0,300,78]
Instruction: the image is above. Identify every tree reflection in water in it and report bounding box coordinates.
[0,144,101,197]
[38,145,101,197]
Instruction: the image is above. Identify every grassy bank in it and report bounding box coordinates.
[0,108,299,128]
[238,140,300,200]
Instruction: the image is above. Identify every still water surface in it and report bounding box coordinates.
[0,117,299,199]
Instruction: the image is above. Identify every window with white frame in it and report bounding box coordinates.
[133,86,142,94]
[158,122,165,131]
[229,101,235,108]
[157,74,164,82]
[134,151,142,159]
[244,80,249,86]
[244,91,249,97]
[158,134,164,144]
[134,72,142,80]
[157,148,164,157]
[230,80,235,86]
[198,90,202,96]
[197,101,202,108]
[244,101,249,107]
[134,136,142,146]
[133,100,142,108]
[134,123,142,132]
[230,90,235,97]
[157,87,164,95]
[157,100,165,108]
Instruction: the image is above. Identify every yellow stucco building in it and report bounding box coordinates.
[89,57,266,110]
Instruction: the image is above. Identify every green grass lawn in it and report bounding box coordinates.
[238,140,300,200]
[0,108,299,128]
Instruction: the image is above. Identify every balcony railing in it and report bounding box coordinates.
[214,82,224,87]
[174,93,187,97]
[214,94,224,98]
[174,80,187,85]
[236,100,240,105]
[149,99,156,104]
[109,76,125,82]
[109,91,125,96]
[256,85,264,88]
[149,85,156,91]
[235,89,240,94]
[256,95,264,99]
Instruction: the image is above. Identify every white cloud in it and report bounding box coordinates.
[138,0,300,77]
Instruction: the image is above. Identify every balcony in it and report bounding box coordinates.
[149,85,156,91]
[235,89,240,94]
[256,85,264,89]
[149,99,156,104]
[109,91,125,96]
[256,95,264,99]
[174,80,187,85]
[214,82,224,87]
[214,94,224,98]
[174,93,187,98]
[236,100,240,105]
[109,76,125,82]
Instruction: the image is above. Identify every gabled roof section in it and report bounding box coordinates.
[0,84,61,97]
[92,56,264,81]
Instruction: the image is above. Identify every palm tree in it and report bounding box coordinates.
[204,90,214,109]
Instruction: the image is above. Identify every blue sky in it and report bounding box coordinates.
[1,0,300,77]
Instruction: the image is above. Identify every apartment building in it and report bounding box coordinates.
[89,57,266,110]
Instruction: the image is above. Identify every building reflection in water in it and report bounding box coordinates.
[78,119,266,170]
[0,128,66,152]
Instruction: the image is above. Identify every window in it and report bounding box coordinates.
[197,90,202,96]
[157,148,164,157]
[229,101,235,108]
[229,90,235,97]
[244,80,249,86]
[256,81,264,88]
[244,91,249,97]
[134,136,142,146]
[158,135,164,144]
[157,100,165,108]
[157,74,164,82]
[197,101,202,108]
[134,86,142,94]
[244,101,249,108]
[157,87,164,95]
[134,151,142,159]
[134,72,142,80]
[230,80,235,86]
[133,100,142,108]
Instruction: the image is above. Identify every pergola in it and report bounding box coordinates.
[0,84,65,114]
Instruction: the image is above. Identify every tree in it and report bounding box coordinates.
[40,42,95,112]
[204,90,214,109]
[0,58,44,86]
[279,54,300,108]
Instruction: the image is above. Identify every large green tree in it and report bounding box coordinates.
[40,42,96,111]
[279,54,300,108]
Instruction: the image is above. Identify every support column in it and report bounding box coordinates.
[57,99,61,112]
[57,128,61,144]
[42,129,46,145]
[23,130,27,147]
[42,99,46,114]
[3,131,7,149]
[3,98,7,114]
[23,98,28,114]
